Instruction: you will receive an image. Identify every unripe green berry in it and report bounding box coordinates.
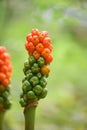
[40,88,48,98]
[26,72,33,80]
[40,76,47,88]
[27,91,36,99]
[30,76,39,86]
[29,55,36,65]
[2,91,9,98]
[24,60,30,69]
[20,98,27,107]
[5,100,12,109]
[37,57,45,67]
[31,63,40,73]
[22,80,31,93]
[22,76,27,83]
[36,72,42,79]
[0,97,4,103]
[33,85,43,95]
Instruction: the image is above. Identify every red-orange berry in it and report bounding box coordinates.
[0,47,6,54]
[45,53,53,64]
[43,37,51,47]
[25,42,35,53]
[32,35,39,46]
[36,43,44,53]
[41,48,50,58]
[26,34,33,42]
[32,29,40,36]
[2,78,9,87]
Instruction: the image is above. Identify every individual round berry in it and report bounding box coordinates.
[37,57,45,67]
[36,43,44,53]
[40,76,47,88]
[31,63,40,73]
[40,65,50,75]
[40,88,48,98]
[30,76,39,86]
[33,50,40,59]
[27,91,36,99]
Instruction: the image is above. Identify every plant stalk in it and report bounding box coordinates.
[24,106,37,130]
[0,111,5,130]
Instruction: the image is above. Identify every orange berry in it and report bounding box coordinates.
[1,65,8,73]
[41,48,50,58]
[33,50,40,59]
[48,44,53,52]
[36,43,44,53]
[41,65,50,75]
[2,79,9,87]
[45,53,53,64]
[32,29,40,36]
[0,46,6,54]
[41,31,48,37]
[6,72,11,78]
[0,60,4,66]
[32,35,39,46]
[26,34,33,42]
[43,37,51,47]
[25,42,35,53]
[0,73,6,81]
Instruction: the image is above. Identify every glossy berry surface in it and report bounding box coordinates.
[20,29,53,107]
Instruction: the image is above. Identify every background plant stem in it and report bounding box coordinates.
[24,106,36,130]
[0,111,5,130]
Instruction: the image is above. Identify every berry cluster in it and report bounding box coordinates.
[20,29,53,107]
[0,46,12,110]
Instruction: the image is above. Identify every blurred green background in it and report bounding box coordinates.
[0,0,87,130]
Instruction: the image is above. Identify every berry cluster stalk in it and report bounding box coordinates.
[0,111,5,130]
[20,29,53,130]
[0,46,12,130]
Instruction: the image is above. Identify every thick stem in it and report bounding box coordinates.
[24,106,37,130]
[0,111,5,130]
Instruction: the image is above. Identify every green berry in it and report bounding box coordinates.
[37,57,45,67]
[2,91,9,98]
[20,98,27,107]
[0,97,4,103]
[40,88,48,98]
[30,76,39,86]
[22,80,31,93]
[27,91,36,99]
[29,55,36,65]
[22,76,27,83]
[33,85,43,95]
[26,72,33,80]
[5,100,12,109]
[40,76,47,88]
[31,63,40,73]
[24,60,30,69]
[36,72,42,79]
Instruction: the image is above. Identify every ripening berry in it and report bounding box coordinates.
[40,65,50,75]
[33,50,40,59]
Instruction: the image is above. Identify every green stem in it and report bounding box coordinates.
[24,106,36,130]
[0,111,5,130]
